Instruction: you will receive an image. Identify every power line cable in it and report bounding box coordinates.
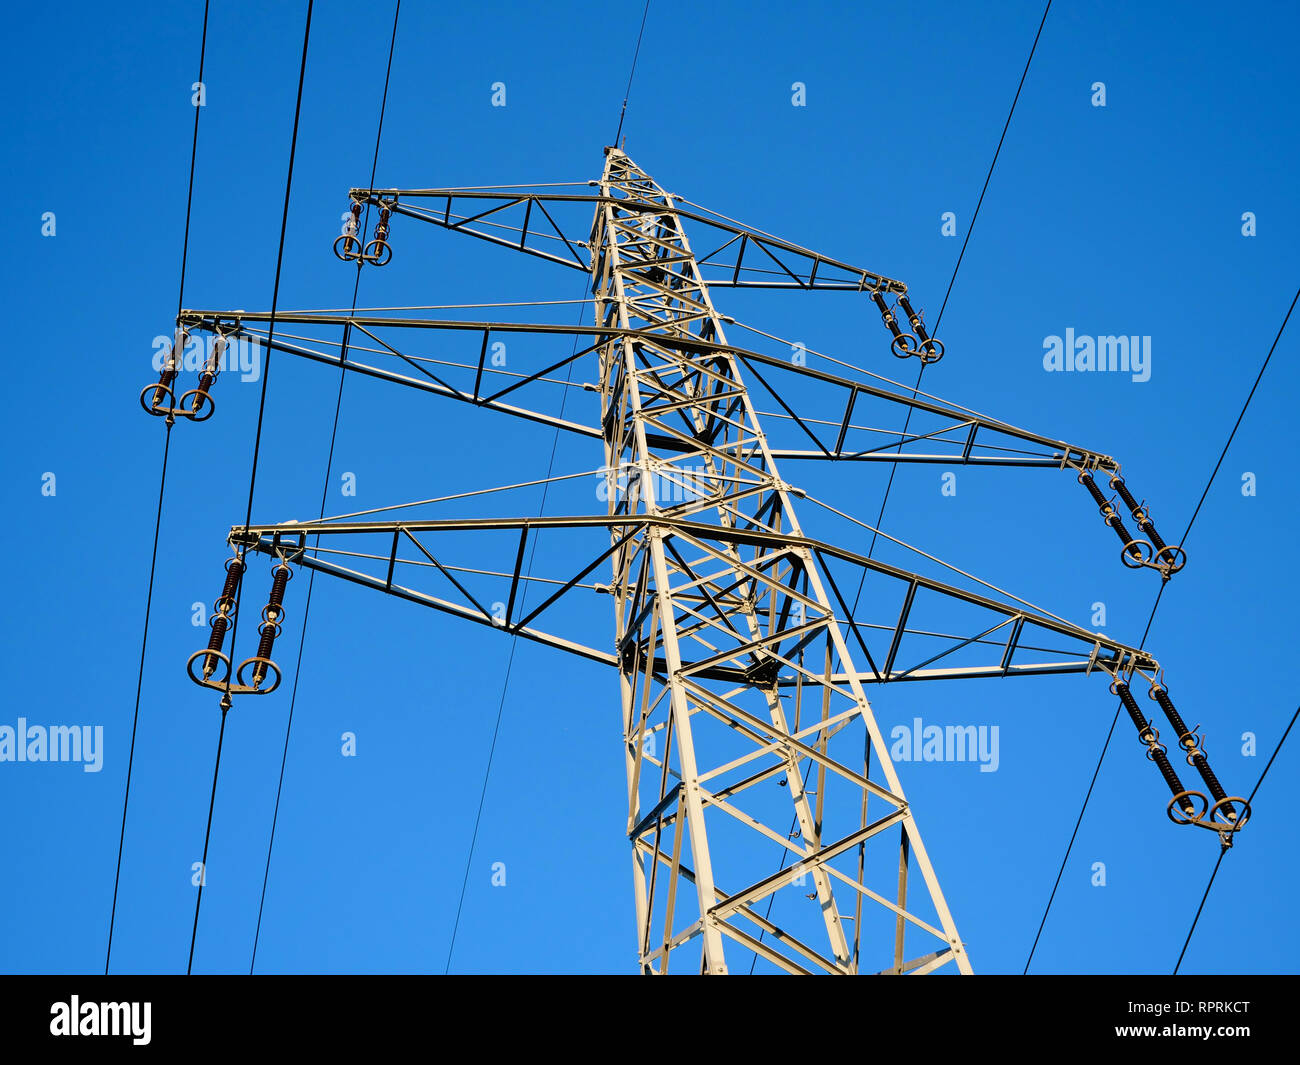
[444,2,656,972]
[248,0,401,974]
[1171,846,1228,975]
[1026,282,1298,972]
[187,0,313,975]
[105,0,210,975]
[107,424,175,973]
[1171,698,1298,974]
[1022,586,1163,973]
[443,303,585,973]
[746,0,1052,971]
[1178,284,1297,538]
[613,0,651,145]
[856,0,1051,570]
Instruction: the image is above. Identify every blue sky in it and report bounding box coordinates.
[1,0,1296,974]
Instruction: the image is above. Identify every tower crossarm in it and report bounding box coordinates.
[231,513,1159,686]
[177,309,1118,470]
[345,185,909,294]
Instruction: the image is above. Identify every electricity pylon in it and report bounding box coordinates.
[154,147,1248,974]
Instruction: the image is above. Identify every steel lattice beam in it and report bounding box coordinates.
[180,309,1120,472]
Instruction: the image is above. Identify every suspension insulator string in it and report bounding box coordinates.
[870,289,917,359]
[334,200,364,261]
[185,552,291,698]
[203,554,244,678]
[181,330,226,420]
[142,325,189,421]
[896,294,944,363]
[1109,475,1185,577]
[243,561,293,691]
[1078,470,1152,569]
[1113,679,1195,818]
[1149,683,1236,822]
[185,552,244,689]
[152,326,184,410]
[363,202,394,265]
[141,321,224,423]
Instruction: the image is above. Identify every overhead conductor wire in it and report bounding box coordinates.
[106,0,211,975]
[248,0,402,974]
[749,0,1053,971]
[187,0,314,975]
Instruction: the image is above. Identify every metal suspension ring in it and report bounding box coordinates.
[362,238,392,266]
[186,647,231,689]
[259,605,289,626]
[1209,795,1251,829]
[1155,544,1187,574]
[1119,538,1154,569]
[1166,789,1208,826]
[139,382,178,417]
[235,656,282,694]
[176,387,216,422]
[917,338,945,363]
[333,233,362,261]
[1178,726,1205,760]
[890,333,919,358]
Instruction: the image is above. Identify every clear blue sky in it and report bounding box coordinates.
[2,0,1296,974]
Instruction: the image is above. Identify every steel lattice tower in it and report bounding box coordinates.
[160,146,1249,975]
[591,149,966,973]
